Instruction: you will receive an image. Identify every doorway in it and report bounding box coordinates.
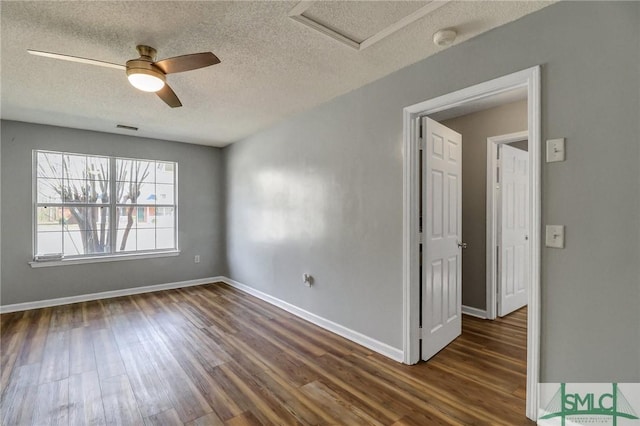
[487,131,530,319]
[402,67,541,421]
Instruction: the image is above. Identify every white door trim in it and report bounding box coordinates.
[402,66,541,421]
[486,130,529,321]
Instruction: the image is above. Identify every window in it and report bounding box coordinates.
[34,150,178,263]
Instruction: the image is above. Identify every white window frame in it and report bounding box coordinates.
[31,150,179,267]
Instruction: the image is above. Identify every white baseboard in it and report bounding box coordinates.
[219,277,404,363]
[462,305,488,319]
[0,276,225,314]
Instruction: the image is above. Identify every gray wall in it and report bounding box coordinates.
[225,1,640,382]
[442,100,528,310]
[1,120,226,305]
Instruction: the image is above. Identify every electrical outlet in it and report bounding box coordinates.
[303,273,313,287]
[194,255,200,264]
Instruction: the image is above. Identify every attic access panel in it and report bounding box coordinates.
[289,1,450,51]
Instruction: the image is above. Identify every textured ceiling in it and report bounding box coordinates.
[1,1,553,147]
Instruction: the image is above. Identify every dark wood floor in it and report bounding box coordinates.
[1,283,531,425]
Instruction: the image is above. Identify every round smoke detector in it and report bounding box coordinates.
[433,29,457,47]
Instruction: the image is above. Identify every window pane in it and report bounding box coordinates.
[117,206,137,228]
[87,156,109,181]
[37,231,62,255]
[63,154,86,180]
[155,184,174,205]
[86,207,110,254]
[137,229,155,250]
[117,159,155,184]
[116,159,135,182]
[136,207,155,229]
[116,228,137,252]
[137,160,155,184]
[36,204,62,254]
[155,207,175,228]
[63,179,89,203]
[138,182,155,204]
[63,207,86,230]
[116,181,129,203]
[116,181,140,204]
[156,228,175,249]
[116,181,154,204]
[37,178,63,203]
[63,228,84,256]
[156,162,174,184]
[37,206,62,231]
[37,152,63,178]
[86,180,109,204]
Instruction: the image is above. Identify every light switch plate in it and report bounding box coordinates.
[546,138,565,162]
[545,225,565,248]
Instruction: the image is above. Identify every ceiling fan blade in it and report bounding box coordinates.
[156,84,182,108]
[27,49,125,70]
[154,52,220,74]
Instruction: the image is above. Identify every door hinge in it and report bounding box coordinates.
[419,232,424,244]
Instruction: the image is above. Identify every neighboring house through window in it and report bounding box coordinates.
[34,150,178,262]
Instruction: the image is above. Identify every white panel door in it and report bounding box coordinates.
[498,144,529,316]
[421,117,462,361]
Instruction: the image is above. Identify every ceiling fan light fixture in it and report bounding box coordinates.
[127,70,165,92]
[126,59,166,92]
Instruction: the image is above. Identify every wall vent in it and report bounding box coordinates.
[116,124,138,131]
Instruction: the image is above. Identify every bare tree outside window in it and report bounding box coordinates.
[116,160,150,251]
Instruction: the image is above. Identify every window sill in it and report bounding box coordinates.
[29,250,180,268]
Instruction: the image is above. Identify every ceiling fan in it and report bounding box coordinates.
[27,45,221,108]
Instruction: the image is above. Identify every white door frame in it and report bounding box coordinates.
[402,66,541,421]
[486,130,529,321]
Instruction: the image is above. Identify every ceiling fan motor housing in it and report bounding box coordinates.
[125,59,166,82]
[135,45,157,60]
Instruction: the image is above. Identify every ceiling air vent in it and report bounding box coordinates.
[116,124,138,131]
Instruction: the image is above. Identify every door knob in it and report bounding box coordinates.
[457,241,468,249]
